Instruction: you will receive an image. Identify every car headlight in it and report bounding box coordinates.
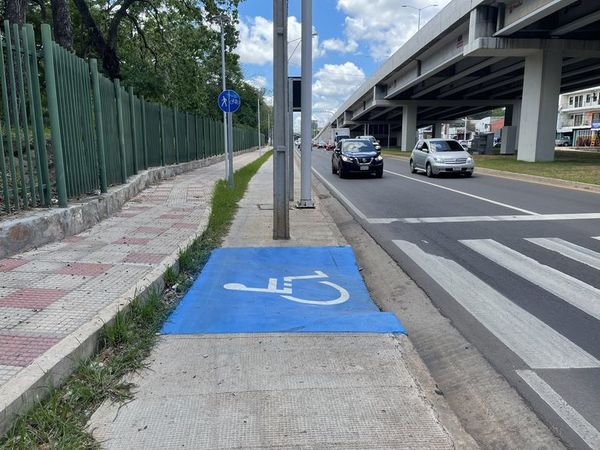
[434,157,444,163]
[341,155,351,162]
[375,154,383,161]
[467,157,473,163]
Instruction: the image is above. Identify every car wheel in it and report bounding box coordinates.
[410,159,417,173]
[426,163,435,178]
[338,165,346,178]
[375,168,383,178]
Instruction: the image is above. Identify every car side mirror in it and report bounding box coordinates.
[422,148,429,153]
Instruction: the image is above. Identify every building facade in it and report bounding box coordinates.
[557,87,600,147]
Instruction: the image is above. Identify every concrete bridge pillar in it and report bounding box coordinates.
[517,50,562,162]
[432,122,443,138]
[401,104,417,151]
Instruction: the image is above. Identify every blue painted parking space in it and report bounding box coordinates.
[161,246,405,334]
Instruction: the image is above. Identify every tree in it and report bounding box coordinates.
[4,0,27,24]
[50,0,73,49]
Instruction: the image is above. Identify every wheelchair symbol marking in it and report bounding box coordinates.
[223,270,350,305]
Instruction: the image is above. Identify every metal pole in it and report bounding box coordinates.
[298,0,314,208]
[287,77,294,201]
[227,111,234,187]
[220,19,232,186]
[273,0,289,239]
[257,95,261,152]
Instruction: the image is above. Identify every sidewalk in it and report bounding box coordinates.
[0,151,260,433]
[89,157,473,449]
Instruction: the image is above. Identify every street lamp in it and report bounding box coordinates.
[401,3,438,30]
[215,13,234,188]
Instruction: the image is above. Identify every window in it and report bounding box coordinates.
[569,96,574,106]
[574,95,583,108]
[574,114,583,126]
[421,142,429,151]
[586,94,592,103]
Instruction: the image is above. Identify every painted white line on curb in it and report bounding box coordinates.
[393,240,600,369]
[367,212,600,224]
[527,237,600,271]
[517,370,600,450]
[461,239,600,321]
[384,169,539,215]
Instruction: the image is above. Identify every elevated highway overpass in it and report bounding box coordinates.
[318,0,600,161]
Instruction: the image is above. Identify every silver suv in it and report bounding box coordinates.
[410,139,474,177]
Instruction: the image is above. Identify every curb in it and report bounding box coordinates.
[0,149,255,259]
[0,151,258,435]
[383,153,600,195]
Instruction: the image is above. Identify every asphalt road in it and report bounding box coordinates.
[311,147,600,450]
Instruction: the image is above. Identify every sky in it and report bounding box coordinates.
[235,0,451,129]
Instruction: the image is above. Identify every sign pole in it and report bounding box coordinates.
[219,18,231,186]
[273,0,290,239]
[287,77,294,201]
[298,0,314,208]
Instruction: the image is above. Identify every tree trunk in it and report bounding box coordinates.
[50,0,73,50]
[72,0,120,78]
[5,0,27,24]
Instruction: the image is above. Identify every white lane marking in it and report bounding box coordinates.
[527,237,600,271]
[384,169,539,215]
[367,212,600,224]
[311,167,368,220]
[393,240,599,369]
[517,370,600,450]
[461,239,600,321]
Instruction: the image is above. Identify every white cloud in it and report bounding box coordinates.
[337,0,450,61]
[245,75,267,89]
[236,16,324,67]
[321,38,358,54]
[312,62,365,126]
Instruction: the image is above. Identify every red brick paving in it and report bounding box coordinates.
[124,253,167,264]
[112,237,151,245]
[136,226,168,234]
[171,223,197,230]
[0,259,27,272]
[56,262,113,276]
[0,288,67,309]
[159,213,187,219]
[0,333,62,366]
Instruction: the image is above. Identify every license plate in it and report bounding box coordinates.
[360,166,370,171]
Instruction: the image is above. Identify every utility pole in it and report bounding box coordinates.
[218,14,234,188]
[297,0,314,208]
[273,0,289,239]
[257,94,261,152]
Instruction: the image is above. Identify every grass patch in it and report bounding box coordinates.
[382,147,410,157]
[474,150,600,185]
[0,150,272,450]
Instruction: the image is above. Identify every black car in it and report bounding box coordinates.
[331,139,383,178]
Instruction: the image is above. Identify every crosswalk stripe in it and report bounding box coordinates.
[461,239,600,322]
[393,240,600,369]
[517,370,600,450]
[527,237,600,271]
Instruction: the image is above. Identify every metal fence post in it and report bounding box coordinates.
[89,58,107,193]
[159,104,166,166]
[114,79,127,183]
[141,96,148,169]
[128,86,138,174]
[173,107,179,164]
[41,24,68,207]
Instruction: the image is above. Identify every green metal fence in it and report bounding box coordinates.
[0,22,262,215]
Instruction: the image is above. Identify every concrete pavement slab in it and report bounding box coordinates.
[89,156,474,449]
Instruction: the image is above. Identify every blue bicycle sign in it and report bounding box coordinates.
[218,89,241,113]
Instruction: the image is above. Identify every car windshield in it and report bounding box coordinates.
[343,140,374,153]
[430,140,465,152]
